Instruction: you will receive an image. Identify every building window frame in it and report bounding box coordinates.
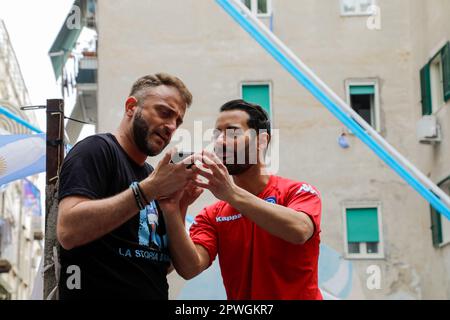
[430,176,450,248]
[342,202,385,260]
[241,0,273,18]
[430,52,445,114]
[345,79,381,132]
[420,41,450,116]
[340,0,376,17]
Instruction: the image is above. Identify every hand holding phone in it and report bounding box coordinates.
[171,151,195,168]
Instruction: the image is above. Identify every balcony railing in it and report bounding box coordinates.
[76,53,97,85]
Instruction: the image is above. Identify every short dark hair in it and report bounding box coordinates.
[129,73,193,107]
[220,99,271,141]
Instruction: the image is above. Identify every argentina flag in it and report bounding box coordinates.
[0,134,46,187]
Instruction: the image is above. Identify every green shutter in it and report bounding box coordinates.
[420,64,432,115]
[346,208,380,243]
[242,84,271,117]
[430,206,443,247]
[49,0,87,79]
[430,177,450,247]
[349,85,375,95]
[441,42,450,102]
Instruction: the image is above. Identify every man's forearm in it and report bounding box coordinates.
[229,187,313,244]
[58,182,156,250]
[163,210,205,280]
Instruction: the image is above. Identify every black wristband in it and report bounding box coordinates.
[136,182,150,206]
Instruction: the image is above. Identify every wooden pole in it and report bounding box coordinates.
[43,99,64,300]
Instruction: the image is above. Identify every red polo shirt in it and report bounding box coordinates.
[190,175,323,300]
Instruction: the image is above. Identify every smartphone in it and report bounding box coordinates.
[171,151,195,167]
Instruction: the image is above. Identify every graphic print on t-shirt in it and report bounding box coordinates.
[138,201,167,249]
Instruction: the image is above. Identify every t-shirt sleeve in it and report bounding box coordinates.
[58,136,113,201]
[189,207,218,266]
[285,183,322,236]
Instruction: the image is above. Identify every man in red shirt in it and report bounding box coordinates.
[160,99,323,300]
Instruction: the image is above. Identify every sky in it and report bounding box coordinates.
[0,0,76,129]
[0,0,87,213]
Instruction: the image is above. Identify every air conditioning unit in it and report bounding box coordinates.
[417,115,441,144]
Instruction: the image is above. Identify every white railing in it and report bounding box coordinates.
[216,0,450,219]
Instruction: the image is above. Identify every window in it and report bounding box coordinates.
[420,65,432,116]
[430,177,450,248]
[420,42,450,116]
[341,0,375,16]
[241,0,272,17]
[241,83,272,118]
[344,206,384,259]
[430,54,444,113]
[346,80,380,131]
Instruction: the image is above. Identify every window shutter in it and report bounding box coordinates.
[441,42,450,102]
[430,206,443,248]
[420,64,432,115]
[242,84,271,117]
[346,208,380,243]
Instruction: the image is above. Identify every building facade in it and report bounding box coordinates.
[66,0,450,299]
[0,19,43,300]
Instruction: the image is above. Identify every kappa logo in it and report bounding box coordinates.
[216,214,243,223]
[296,184,319,197]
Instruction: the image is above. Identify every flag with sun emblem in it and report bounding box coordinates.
[0,134,46,187]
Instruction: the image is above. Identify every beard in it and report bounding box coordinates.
[132,109,166,156]
[224,162,253,175]
[215,140,256,176]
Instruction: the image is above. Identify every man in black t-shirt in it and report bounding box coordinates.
[57,73,202,299]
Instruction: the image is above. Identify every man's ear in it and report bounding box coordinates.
[257,132,270,151]
[125,97,138,117]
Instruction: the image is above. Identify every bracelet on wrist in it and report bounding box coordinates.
[136,182,150,206]
[130,182,145,210]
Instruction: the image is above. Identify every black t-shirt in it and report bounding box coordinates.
[58,133,171,300]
